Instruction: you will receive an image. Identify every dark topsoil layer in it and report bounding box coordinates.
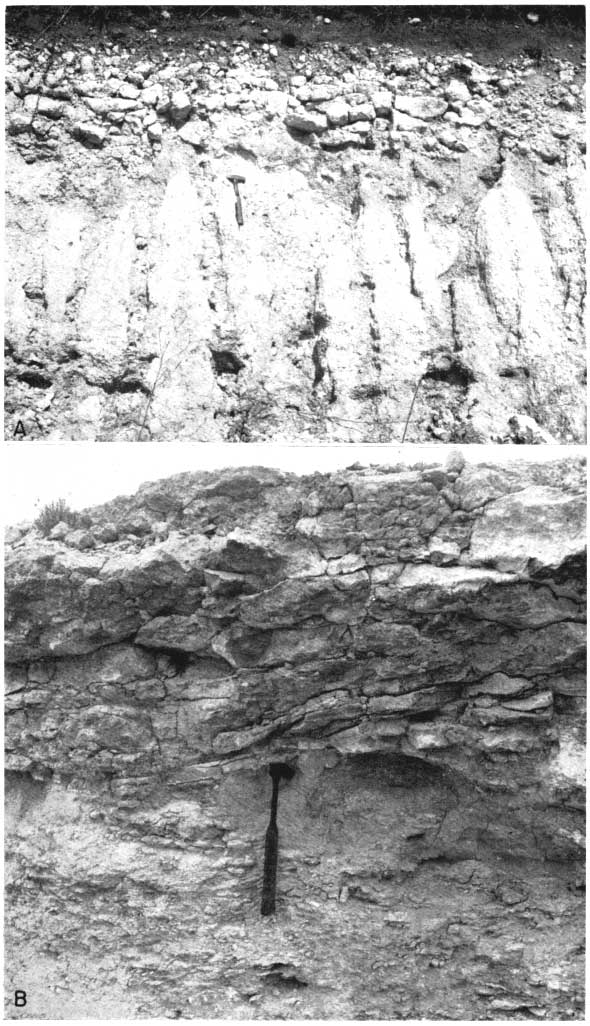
[6,5,586,64]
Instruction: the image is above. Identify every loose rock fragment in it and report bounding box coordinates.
[74,121,107,147]
[285,110,328,133]
[169,89,192,125]
[177,120,207,147]
[324,99,350,127]
[395,95,447,120]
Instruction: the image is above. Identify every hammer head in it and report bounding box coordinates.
[228,173,246,185]
[269,761,295,783]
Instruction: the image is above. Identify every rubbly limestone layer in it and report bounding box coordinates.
[5,456,586,1019]
[4,14,586,442]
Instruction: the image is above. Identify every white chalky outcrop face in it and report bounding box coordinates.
[4,15,585,442]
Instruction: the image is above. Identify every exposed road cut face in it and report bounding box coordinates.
[4,7,586,442]
[5,454,586,1019]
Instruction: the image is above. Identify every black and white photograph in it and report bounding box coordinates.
[2,2,587,1023]
[4,4,586,442]
[4,443,586,1018]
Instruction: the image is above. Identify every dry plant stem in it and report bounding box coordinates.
[401,375,423,443]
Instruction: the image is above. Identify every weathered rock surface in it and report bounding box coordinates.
[4,10,586,442]
[5,456,586,1018]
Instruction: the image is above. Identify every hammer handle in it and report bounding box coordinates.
[260,819,278,915]
[234,195,244,227]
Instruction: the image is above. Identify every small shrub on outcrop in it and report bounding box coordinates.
[35,498,79,536]
[280,30,299,47]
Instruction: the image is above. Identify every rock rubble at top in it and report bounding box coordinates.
[6,24,584,160]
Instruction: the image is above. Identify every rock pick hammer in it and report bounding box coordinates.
[260,762,295,916]
[228,173,245,227]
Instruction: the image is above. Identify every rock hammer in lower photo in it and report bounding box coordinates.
[261,762,295,916]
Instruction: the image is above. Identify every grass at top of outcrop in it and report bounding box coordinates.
[7,4,586,30]
[6,4,585,65]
